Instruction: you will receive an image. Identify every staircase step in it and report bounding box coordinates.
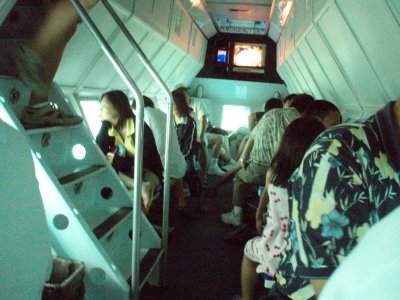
[26,123,82,134]
[93,207,132,239]
[127,248,163,290]
[58,164,105,185]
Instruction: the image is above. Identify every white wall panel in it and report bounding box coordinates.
[188,25,204,62]
[133,0,173,38]
[292,42,323,99]
[336,0,400,100]
[169,2,191,53]
[287,53,310,94]
[316,4,388,107]
[293,0,312,44]
[282,59,302,92]
[386,0,400,23]
[81,19,149,89]
[278,65,296,94]
[298,35,340,105]
[306,26,358,107]
[55,4,126,87]
[312,0,329,19]
[283,14,295,60]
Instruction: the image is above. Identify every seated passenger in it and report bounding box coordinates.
[96,90,163,211]
[12,0,98,128]
[276,99,400,299]
[304,100,342,128]
[172,89,207,212]
[248,97,283,131]
[132,96,192,215]
[208,97,284,197]
[220,94,314,227]
[176,86,227,177]
[132,95,186,179]
[240,117,325,300]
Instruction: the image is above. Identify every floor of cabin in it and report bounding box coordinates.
[141,176,266,300]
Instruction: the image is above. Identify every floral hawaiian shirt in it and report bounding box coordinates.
[276,101,400,300]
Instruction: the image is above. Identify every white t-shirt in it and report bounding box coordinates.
[0,121,52,299]
[144,107,186,179]
[189,97,209,138]
[319,206,400,300]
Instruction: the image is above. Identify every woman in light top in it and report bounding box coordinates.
[96,90,163,211]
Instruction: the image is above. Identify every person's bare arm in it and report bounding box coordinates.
[311,279,327,297]
[248,113,257,131]
[239,133,254,167]
[255,168,272,234]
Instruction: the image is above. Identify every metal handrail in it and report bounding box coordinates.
[101,0,173,288]
[68,1,145,299]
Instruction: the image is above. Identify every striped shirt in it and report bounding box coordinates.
[250,108,300,164]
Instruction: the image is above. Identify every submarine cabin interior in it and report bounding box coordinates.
[0,0,399,299]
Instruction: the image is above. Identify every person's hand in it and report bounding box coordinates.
[106,152,115,163]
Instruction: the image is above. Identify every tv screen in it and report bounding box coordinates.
[217,49,227,63]
[233,43,266,71]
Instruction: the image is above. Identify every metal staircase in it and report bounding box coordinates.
[0,0,174,299]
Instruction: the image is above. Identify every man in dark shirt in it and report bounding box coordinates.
[277,100,400,299]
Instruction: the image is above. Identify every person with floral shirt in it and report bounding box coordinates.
[276,100,400,299]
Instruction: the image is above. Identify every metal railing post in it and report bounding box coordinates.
[101,0,173,286]
[68,1,144,299]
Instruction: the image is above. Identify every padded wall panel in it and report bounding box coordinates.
[293,0,312,43]
[287,53,310,94]
[316,4,387,107]
[387,0,400,23]
[283,14,295,60]
[82,19,149,89]
[55,4,126,87]
[312,0,329,19]
[169,3,191,53]
[306,26,359,107]
[278,65,296,93]
[188,25,204,62]
[336,0,400,100]
[133,0,173,38]
[298,35,340,105]
[108,32,167,91]
[291,43,323,99]
[282,60,302,92]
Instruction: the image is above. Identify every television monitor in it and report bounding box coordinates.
[232,42,266,73]
[217,49,227,63]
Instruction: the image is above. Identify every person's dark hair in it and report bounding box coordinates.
[264,98,283,112]
[304,99,342,123]
[291,93,314,115]
[131,95,154,109]
[270,117,325,188]
[101,90,134,130]
[283,93,298,104]
[172,89,190,116]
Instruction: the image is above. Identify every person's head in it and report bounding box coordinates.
[290,93,315,115]
[131,95,155,110]
[282,93,298,108]
[174,86,191,105]
[100,90,134,130]
[270,117,325,188]
[264,98,283,112]
[172,89,190,117]
[304,100,342,128]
